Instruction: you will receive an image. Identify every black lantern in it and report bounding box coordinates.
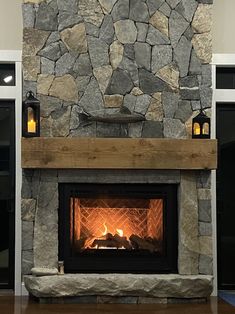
[22,91,40,138]
[192,109,210,139]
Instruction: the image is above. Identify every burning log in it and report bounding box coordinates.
[129,235,157,253]
[90,233,132,249]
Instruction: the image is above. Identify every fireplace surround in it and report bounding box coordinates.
[58,183,178,273]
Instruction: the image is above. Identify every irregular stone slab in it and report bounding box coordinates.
[180,87,200,100]
[23,81,37,99]
[49,75,78,102]
[99,14,115,45]
[163,118,187,138]
[85,22,100,37]
[79,77,104,112]
[31,267,58,276]
[106,69,134,95]
[152,45,172,73]
[169,10,189,48]
[129,0,149,22]
[146,25,170,45]
[174,36,192,77]
[191,101,201,111]
[98,0,118,14]
[76,76,91,95]
[192,4,212,33]
[189,49,202,75]
[23,56,40,81]
[93,65,113,94]
[166,0,181,9]
[136,23,148,42]
[118,57,139,86]
[51,106,71,137]
[114,20,137,44]
[37,74,54,95]
[110,40,124,69]
[58,12,83,31]
[73,54,92,77]
[175,0,198,23]
[184,26,194,41]
[38,95,62,117]
[199,199,211,222]
[38,42,61,61]
[60,23,87,54]
[180,76,199,88]
[22,199,36,221]
[22,251,33,275]
[162,91,179,118]
[57,0,78,12]
[147,0,165,16]
[146,94,163,121]
[134,42,151,71]
[34,181,58,268]
[131,87,143,96]
[22,4,35,28]
[159,2,171,17]
[123,94,137,112]
[156,63,179,90]
[149,10,169,37]
[111,0,129,22]
[199,236,212,256]
[55,53,76,76]
[199,255,213,275]
[174,100,192,123]
[142,121,163,138]
[192,33,212,64]
[129,122,143,138]
[201,65,212,87]
[24,0,44,2]
[23,28,50,56]
[200,87,212,109]
[78,0,104,27]
[46,32,60,45]
[35,0,58,31]
[199,222,212,236]
[134,94,151,115]
[22,221,34,250]
[139,69,170,94]
[97,122,121,137]
[24,274,213,298]
[104,95,124,107]
[88,36,109,68]
[124,44,135,60]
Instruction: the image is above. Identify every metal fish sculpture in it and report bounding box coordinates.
[79,107,146,125]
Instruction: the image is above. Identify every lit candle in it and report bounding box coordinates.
[28,119,36,133]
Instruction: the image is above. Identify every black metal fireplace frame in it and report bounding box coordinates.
[59,183,178,274]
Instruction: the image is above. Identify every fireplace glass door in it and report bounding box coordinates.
[59,184,178,273]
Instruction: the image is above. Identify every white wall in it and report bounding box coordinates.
[213,0,235,53]
[0,0,22,50]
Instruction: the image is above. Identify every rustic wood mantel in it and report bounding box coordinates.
[21,137,217,170]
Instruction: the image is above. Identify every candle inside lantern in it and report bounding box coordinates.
[193,123,200,135]
[28,119,36,133]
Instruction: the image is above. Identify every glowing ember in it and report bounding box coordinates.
[116,228,124,237]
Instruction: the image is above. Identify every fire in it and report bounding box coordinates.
[102,223,108,236]
[116,228,124,237]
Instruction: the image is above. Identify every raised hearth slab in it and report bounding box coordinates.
[24,274,213,299]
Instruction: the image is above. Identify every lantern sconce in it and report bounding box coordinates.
[192,109,210,139]
[22,91,40,138]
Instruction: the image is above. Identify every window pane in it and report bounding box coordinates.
[216,67,235,89]
[0,64,15,86]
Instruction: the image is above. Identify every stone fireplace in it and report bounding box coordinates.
[21,0,214,303]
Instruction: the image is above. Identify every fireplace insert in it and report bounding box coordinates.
[59,183,178,273]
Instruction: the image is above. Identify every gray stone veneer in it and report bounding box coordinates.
[22,0,213,299]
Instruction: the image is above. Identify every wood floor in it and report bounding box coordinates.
[0,297,235,314]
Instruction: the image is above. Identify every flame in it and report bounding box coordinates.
[102,223,108,236]
[116,228,124,237]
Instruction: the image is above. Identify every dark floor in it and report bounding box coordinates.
[0,297,235,314]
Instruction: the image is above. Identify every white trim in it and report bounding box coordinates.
[0,50,22,295]
[212,54,235,65]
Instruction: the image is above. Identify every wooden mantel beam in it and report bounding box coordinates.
[21,137,217,170]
